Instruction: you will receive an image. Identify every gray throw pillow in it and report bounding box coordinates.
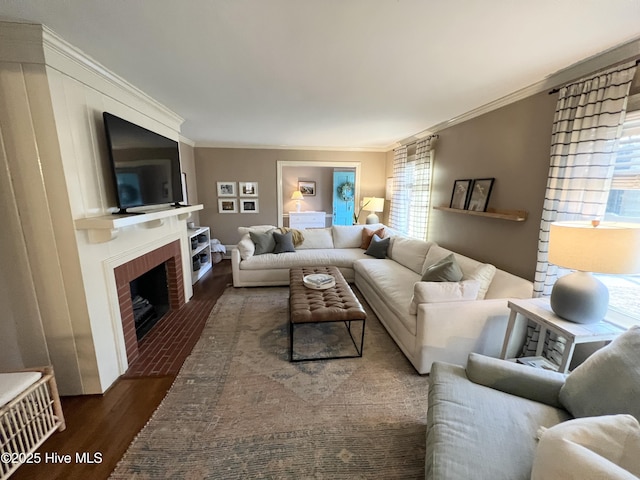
[559,326,640,420]
[365,234,390,259]
[250,230,275,255]
[422,253,463,282]
[273,231,296,254]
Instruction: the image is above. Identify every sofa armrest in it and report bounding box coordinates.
[231,248,241,287]
[466,352,566,409]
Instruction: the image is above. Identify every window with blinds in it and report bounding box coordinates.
[599,106,640,327]
[606,109,640,220]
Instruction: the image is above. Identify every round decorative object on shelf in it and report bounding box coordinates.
[303,274,336,290]
[337,182,354,202]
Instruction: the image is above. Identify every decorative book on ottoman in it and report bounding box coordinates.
[303,273,335,290]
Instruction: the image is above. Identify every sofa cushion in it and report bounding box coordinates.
[250,230,276,255]
[297,228,334,249]
[238,225,277,236]
[559,326,640,421]
[387,236,433,274]
[354,258,420,335]
[332,225,363,248]
[426,361,571,480]
[531,415,640,480]
[423,245,496,299]
[409,280,479,314]
[409,280,480,315]
[236,233,255,260]
[364,234,390,259]
[360,227,385,249]
[421,253,463,282]
[273,231,295,254]
[239,248,369,270]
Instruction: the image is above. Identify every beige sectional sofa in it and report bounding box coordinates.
[232,224,534,373]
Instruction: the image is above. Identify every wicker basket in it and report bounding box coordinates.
[0,367,65,480]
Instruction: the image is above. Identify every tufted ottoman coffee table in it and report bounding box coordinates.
[289,266,367,362]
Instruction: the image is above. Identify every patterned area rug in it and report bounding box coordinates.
[111,287,429,479]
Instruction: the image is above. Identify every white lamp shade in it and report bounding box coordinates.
[362,197,385,213]
[291,191,304,200]
[549,221,640,274]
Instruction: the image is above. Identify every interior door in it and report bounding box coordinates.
[333,170,355,225]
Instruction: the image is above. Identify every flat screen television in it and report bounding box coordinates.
[103,112,184,214]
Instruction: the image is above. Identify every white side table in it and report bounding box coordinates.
[500,298,626,373]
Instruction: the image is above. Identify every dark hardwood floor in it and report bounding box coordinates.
[12,261,233,480]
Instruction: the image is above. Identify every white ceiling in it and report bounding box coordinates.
[1,0,640,150]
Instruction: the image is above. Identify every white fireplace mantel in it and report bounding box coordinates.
[75,204,203,243]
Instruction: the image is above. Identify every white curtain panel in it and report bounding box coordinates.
[534,61,637,297]
[389,145,408,232]
[522,61,637,361]
[407,137,433,240]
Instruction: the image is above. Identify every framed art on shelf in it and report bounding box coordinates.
[240,198,259,213]
[449,179,472,209]
[467,178,495,212]
[218,198,238,213]
[217,182,236,197]
[298,181,316,196]
[239,182,258,197]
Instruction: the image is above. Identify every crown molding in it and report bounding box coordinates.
[192,141,388,152]
[179,135,196,147]
[392,35,640,149]
[0,21,184,131]
[40,24,184,131]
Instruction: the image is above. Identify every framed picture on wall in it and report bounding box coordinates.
[218,198,238,213]
[217,181,236,197]
[181,172,188,204]
[240,198,259,213]
[239,181,258,197]
[298,181,316,196]
[467,178,495,212]
[449,179,472,209]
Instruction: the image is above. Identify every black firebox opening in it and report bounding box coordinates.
[130,262,170,341]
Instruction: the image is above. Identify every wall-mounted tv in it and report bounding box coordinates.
[103,112,183,214]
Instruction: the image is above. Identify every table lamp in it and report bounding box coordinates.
[291,190,304,212]
[548,220,640,323]
[363,197,385,224]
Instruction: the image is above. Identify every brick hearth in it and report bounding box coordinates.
[114,240,185,365]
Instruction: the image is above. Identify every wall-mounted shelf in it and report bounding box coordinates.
[433,206,528,222]
[75,204,203,243]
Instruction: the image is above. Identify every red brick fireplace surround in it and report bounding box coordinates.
[114,240,185,365]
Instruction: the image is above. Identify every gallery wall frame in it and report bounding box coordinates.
[239,182,258,197]
[217,181,236,197]
[240,198,259,213]
[218,198,238,213]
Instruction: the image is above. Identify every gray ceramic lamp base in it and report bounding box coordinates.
[366,213,380,224]
[550,271,609,324]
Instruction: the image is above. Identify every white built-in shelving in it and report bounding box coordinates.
[189,226,212,284]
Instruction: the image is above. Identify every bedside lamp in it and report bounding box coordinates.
[291,190,304,212]
[363,197,385,224]
[548,221,640,323]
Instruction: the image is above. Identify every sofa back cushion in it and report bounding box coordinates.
[332,225,364,248]
[236,233,255,260]
[531,415,640,480]
[559,326,640,421]
[238,225,277,236]
[297,228,334,249]
[387,236,434,274]
[422,245,496,299]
